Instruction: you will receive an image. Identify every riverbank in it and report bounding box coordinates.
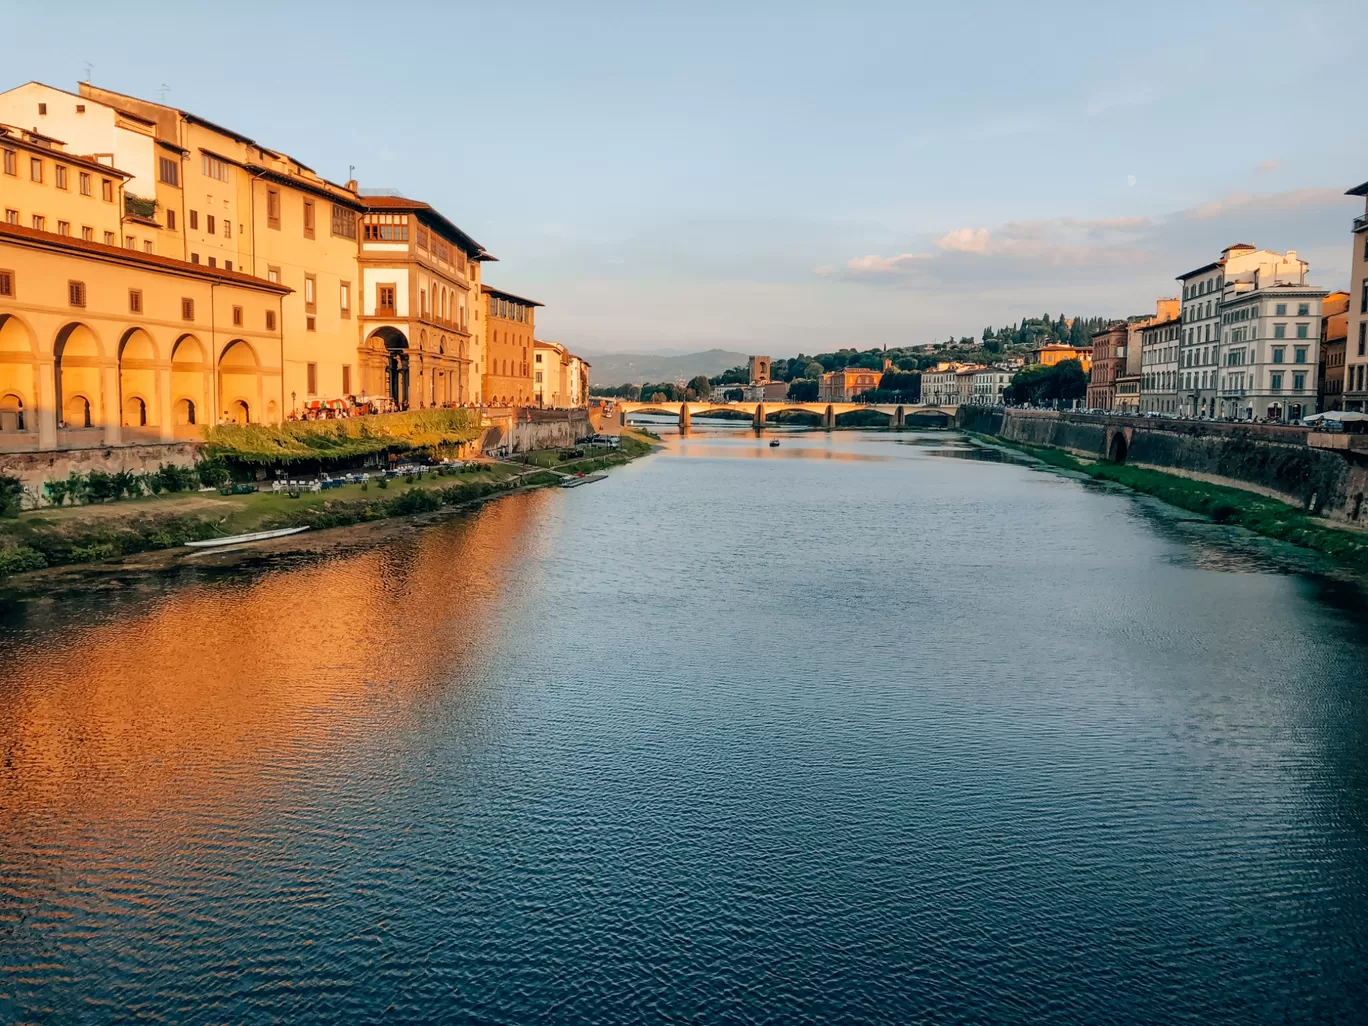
[971,432,1368,570]
[0,430,657,579]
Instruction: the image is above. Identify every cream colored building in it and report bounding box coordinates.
[1343,179,1368,410]
[533,339,590,408]
[1217,274,1326,421]
[969,367,1012,405]
[1,220,288,449]
[356,194,488,409]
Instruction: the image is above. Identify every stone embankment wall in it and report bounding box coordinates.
[0,442,199,495]
[957,407,1368,524]
[479,408,593,454]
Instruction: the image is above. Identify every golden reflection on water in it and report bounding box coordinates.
[0,492,553,823]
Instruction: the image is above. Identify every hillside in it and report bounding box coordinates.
[578,348,749,385]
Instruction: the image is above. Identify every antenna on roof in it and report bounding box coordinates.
[157,83,170,102]
[349,164,355,180]
[82,62,93,83]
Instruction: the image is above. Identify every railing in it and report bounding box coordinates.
[1354,215,1368,233]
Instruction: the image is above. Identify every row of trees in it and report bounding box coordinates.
[1002,360,1088,405]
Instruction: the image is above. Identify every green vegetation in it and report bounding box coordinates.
[124,194,158,219]
[0,430,657,578]
[201,408,483,467]
[1003,359,1088,405]
[0,473,21,519]
[981,435,1368,570]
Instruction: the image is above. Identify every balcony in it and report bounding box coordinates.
[1354,215,1368,233]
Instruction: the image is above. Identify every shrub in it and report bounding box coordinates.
[43,479,71,507]
[197,458,229,488]
[0,473,22,518]
[386,487,441,515]
[0,547,47,575]
[377,476,388,489]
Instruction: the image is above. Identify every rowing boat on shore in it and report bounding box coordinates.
[185,526,311,549]
[559,473,607,488]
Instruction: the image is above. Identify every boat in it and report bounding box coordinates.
[185,526,311,549]
[560,473,607,488]
[769,440,781,447]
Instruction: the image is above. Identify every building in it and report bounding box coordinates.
[1319,290,1349,413]
[1342,180,1368,411]
[1086,323,1127,410]
[0,220,289,448]
[356,194,487,410]
[969,367,1012,405]
[533,339,590,408]
[481,286,539,406]
[1139,315,1181,414]
[565,352,589,408]
[742,381,789,401]
[1217,272,1326,422]
[748,355,771,384]
[818,366,882,401]
[1030,342,1092,373]
[1178,246,1311,418]
[1114,375,1140,412]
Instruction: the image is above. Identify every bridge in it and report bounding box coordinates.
[616,400,958,429]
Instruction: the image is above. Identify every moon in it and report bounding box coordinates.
[1127,175,1136,187]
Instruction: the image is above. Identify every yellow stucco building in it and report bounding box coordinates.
[482,286,539,406]
[533,339,591,408]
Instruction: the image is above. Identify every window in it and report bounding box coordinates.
[342,365,352,395]
[103,231,115,245]
[206,214,216,235]
[306,363,318,395]
[191,253,200,264]
[225,260,232,271]
[304,273,316,309]
[189,209,199,230]
[266,309,277,331]
[223,219,231,239]
[29,157,42,182]
[1294,347,1307,364]
[1270,371,1283,391]
[1297,303,1309,316]
[68,281,86,307]
[207,256,216,268]
[267,266,280,284]
[340,281,351,316]
[54,165,67,189]
[1272,347,1284,364]
[3,210,15,225]
[1361,279,1367,315]
[158,157,179,186]
[2,149,13,175]
[31,215,45,231]
[125,235,136,249]
[303,199,315,238]
[306,316,316,331]
[1296,324,1309,339]
[142,240,152,253]
[129,289,142,313]
[420,289,426,317]
[1274,324,1286,339]
[1275,303,1286,316]
[166,209,176,231]
[0,270,12,297]
[535,352,543,363]
[266,189,280,228]
[377,284,396,314]
[362,216,409,241]
[101,179,112,201]
[79,171,90,195]
[57,220,70,236]
[331,204,357,239]
[37,102,46,116]
[1360,323,1366,357]
[1293,372,1306,391]
[182,298,194,320]
[201,153,230,182]
[232,305,243,327]
[81,225,92,241]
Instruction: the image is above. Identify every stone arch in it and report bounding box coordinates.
[0,392,25,433]
[171,334,209,437]
[1107,430,1128,464]
[363,327,410,408]
[53,321,105,432]
[218,338,261,425]
[0,313,39,427]
[118,327,161,433]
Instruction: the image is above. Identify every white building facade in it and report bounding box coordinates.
[1140,316,1181,414]
[1218,280,1326,421]
[969,368,1012,405]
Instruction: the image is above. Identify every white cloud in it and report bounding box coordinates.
[934,227,992,254]
[1255,159,1283,175]
[845,252,933,272]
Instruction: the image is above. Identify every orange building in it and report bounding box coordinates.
[1086,323,1126,410]
[1030,342,1092,373]
[1319,289,1349,412]
[481,285,540,406]
[818,366,882,401]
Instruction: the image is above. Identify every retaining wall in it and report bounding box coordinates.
[957,407,1368,524]
[0,442,199,498]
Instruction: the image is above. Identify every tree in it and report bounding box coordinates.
[804,361,824,379]
[687,375,712,399]
[1003,359,1087,405]
[788,378,819,401]
[723,387,746,402]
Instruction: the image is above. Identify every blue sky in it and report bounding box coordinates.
[10,0,1368,356]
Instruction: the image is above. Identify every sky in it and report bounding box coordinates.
[9,0,1368,357]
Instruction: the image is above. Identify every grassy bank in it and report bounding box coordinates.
[0,429,658,578]
[972,432,1368,570]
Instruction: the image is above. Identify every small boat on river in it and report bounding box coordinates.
[560,473,607,488]
[769,440,781,447]
[185,526,311,549]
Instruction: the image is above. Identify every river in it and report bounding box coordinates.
[2,424,1366,1024]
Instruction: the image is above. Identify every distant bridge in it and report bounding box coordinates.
[617,400,958,429]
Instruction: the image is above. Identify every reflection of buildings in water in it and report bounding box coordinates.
[0,491,553,828]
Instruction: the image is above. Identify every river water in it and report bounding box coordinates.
[2,425,1367,1025]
